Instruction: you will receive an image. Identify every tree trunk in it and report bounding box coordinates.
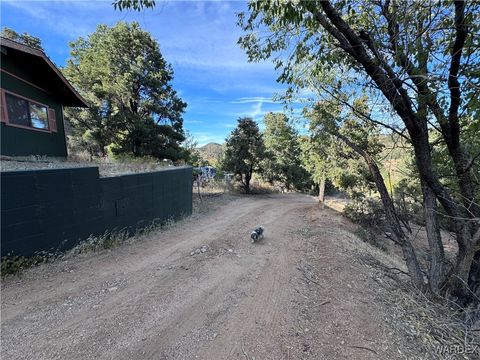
[245,171,251,194]
[366,156,425,291]
[468,249,480,299]
[446,231,476,306]
[318,177,325,209]
[410,131,476,303]
[421,181,445,293]
[333,131,426,291]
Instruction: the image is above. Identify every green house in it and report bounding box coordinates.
[0,37,87,158]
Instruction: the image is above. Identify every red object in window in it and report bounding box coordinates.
[48,108,57,133]
[0,89,8,123]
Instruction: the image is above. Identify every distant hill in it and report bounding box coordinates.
[198,143,223,165]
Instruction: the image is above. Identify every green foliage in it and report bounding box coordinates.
[299,135,330,186]
[238,1,480,116]
[181,131,202,167]
[113,0,156,11]
[239,0,479,213]
[344,198,389,251]
[1,255,46,276]
[262,112,311,191]
[344,198,384,226]
[221,117,266,194]
[1,27,43,50]
[302,97,383,199]
[64,22,187,161]
[393,176,424,225]
[430,116,480,202]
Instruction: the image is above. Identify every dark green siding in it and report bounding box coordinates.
[1,166,193,257]
[1,56,68,157]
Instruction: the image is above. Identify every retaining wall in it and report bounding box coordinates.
[1,166,192,257]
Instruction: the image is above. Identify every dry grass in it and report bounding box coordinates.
[332,218,480,359]
[324,194,479,357]
[0,155,176,177]
[324,195,350,212]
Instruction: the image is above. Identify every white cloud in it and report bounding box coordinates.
[3,0,49,19]
[231,96,279,104]
[4,1,99,37]
[250,102,263,119]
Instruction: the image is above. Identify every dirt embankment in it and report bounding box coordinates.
[2,194,434,359]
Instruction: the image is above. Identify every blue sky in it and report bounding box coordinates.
[1,0,296,146]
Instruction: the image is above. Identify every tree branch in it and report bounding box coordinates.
[448,1,467,130]
[318,1,419,132]
[465,151,480,173]
[312,83,409,141]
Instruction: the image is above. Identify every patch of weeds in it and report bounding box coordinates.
[70,229,130,254]
[135,216,176,237]
[71,216,179,255]
[379,278,480,359]
[160,216,176,229]
[102,230,130,249]
[1,253,57,277]
[2,216,184,277]
[249,184,278,194]
[344,199,384,226]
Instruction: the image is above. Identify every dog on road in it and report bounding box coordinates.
[250,226,264,243]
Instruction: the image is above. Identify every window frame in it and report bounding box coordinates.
[1,89,52,133]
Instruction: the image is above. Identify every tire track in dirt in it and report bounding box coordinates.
[197,205,305,360]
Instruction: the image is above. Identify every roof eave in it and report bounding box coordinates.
[0,37,89,108]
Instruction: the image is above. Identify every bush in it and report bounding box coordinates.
[343,198,385,227]
[1,254,54,276]
[344,198,389,252]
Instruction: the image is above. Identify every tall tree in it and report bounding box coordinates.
[239,1,480,307]
[301,97,383,206]
[299,135,329,205]
[64,22,187,160]
[222,118,266,194]
[182,130,202,167]
[1,27,43,50]
[262,112,310,191]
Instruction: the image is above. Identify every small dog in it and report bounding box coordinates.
[250,226,264,243]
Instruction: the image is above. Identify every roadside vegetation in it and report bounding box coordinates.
[1,215,180,277]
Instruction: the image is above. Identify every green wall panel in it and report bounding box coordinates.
[1,166,193,257]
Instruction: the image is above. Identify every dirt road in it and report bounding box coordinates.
[1,194,419,359]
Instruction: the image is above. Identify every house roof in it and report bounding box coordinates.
[0,37,88,108]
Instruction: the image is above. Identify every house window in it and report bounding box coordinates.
[5,93,49,130]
